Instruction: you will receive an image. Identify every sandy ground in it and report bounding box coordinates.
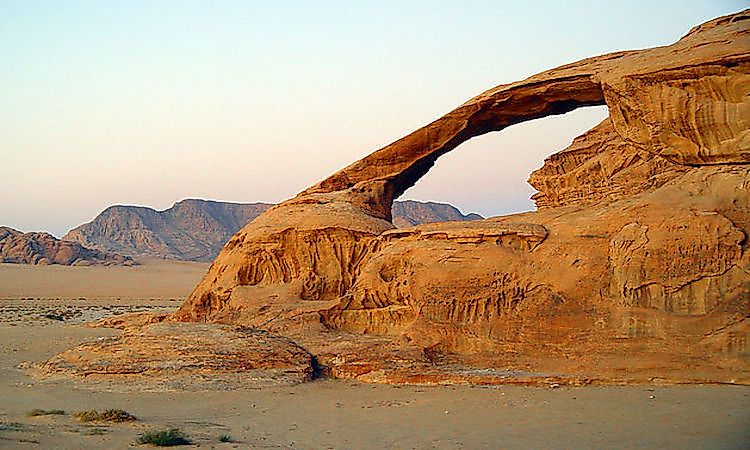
[0,261,748,449]
[0,259,208,300]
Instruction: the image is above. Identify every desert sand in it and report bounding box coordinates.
[0,260,207,300]
[0,261,748,449]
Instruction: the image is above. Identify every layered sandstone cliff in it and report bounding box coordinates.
[0,227,134,266]
[527,118,688,208]
[44,11,750,387]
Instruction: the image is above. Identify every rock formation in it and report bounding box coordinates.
[44,11,750,386]
[39,322,314,390]
[65,199,480,261]
[527,118,689,208]
[0,226,134,266]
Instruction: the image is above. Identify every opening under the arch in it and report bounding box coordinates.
[397,105,610,220]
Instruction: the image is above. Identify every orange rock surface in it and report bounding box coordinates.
[169,11,750,385]
[45,11,750,387]
[38,322,315,389]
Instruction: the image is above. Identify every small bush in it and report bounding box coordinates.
[219,433,232,442]
[100,409,137,423]
[43,313,65,321]
[26,409,65,417]
[74,409,136,423]
[136,428,191,446]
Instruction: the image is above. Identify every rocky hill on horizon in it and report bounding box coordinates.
[391,200,482,228]
[0,226,134,266]
[64,198,481,261]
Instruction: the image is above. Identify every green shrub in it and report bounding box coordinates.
[219,433,232,442]
[136,428,191,446]
[0,421,27,432]
[26,409,65,417]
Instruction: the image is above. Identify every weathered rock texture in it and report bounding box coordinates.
[48,11,750,387]
[0,227,134,266]
[38,322,315,390]
[527,118,689,208]
[65,199,480,261]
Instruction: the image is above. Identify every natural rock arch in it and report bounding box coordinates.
[176,10,749,324]
[301,75,606,221]
[297,10,749,221]
[42,11,750,387]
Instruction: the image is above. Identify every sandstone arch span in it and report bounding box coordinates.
[296,9,749,221]
[301,75,606,220]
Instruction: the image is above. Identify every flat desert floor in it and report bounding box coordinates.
[0,261,748,449]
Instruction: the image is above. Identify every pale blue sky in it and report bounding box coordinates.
[1,1,745,236]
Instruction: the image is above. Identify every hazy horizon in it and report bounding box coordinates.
[2,1,744,237]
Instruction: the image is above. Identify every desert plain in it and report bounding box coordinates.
[0,260,747,449]
[2,8,750,450]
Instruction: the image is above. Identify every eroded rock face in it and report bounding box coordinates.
[0,227,134,266]
[63,199,275,262]
[175,200,394,323]
[609,211,745,314]
[527,119,688,208]
[48,11,750,387]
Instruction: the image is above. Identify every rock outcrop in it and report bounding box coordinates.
[38,322,315,390]
[527,118,689,208]
[0,227,134,266]
[47,11,750,387]
[64,199,480,261]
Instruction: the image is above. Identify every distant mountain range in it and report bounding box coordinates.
[391,200,482,228]
[64,199,271,262]
[64,199,482,261]
[0,226,134,266]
